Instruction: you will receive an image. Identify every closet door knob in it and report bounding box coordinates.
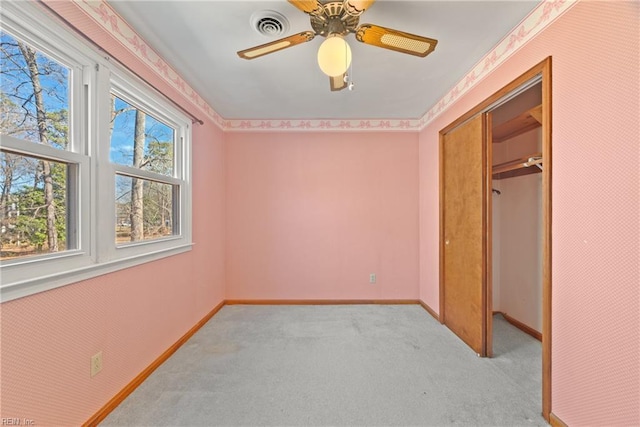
[445,239,450,245]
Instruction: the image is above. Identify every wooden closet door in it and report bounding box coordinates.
[441,113,488,356]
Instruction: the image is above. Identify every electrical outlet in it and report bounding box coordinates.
[369,273,376,284]
[91,351,103,377]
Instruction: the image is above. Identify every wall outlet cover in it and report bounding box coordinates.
[91,351,103,377]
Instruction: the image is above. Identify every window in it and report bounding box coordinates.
[0,2,192,302]
[109,94,179,245]
[100,74,191,263]
[0,152,73,257]
[115,176,175,242]
[1,29,76,260]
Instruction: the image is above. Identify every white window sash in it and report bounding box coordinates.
[0,2,193,303]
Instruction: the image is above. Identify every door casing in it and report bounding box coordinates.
[438,57,552,421]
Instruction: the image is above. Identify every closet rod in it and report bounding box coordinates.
[524,156,543,170]
[492,152,542,175]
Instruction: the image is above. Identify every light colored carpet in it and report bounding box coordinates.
[101,305,547,426]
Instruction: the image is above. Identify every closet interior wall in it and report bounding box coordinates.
[492,85,543,334]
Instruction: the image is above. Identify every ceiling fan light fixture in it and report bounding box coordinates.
[238,1,439,91]
[317,35,352,77]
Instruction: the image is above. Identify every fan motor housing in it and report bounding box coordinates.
[311,1,360,37]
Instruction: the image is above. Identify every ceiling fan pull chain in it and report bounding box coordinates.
[345,47,355,91]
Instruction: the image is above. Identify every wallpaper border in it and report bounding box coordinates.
[68,0,577,132]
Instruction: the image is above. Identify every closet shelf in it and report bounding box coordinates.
[493,152,542,180]
[493,104,542,143]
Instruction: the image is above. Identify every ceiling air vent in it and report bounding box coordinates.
[251,11,290,37]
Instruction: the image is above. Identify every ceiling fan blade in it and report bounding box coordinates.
[288,0,323,16]
[355,24,437,57]
[330,74,347,91]
[343,0,376,17]
[237,31,315,60]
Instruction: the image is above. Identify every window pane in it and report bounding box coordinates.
[0,31,70,149]
[109,96,175,176]
[115,174,175,244]
[0,151,69,259]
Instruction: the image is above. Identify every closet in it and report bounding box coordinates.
[491,82,543,339]
[440,59,551,417]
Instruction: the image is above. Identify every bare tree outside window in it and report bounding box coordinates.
[109,95,175,243]
[0,31,70,259]
[1,3,192,301]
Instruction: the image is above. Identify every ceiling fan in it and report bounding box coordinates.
[237,0,438,91]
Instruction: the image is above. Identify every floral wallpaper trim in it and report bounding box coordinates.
[77,0,576,132]
[222,119,422,132]
[416,0,577,130]
[72,0,226,127]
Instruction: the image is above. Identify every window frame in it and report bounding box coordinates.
[0,2,193,303]
[99,69,192,263]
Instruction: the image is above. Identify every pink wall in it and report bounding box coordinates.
[0,119,226,426]
[226,131,419,300]
[419,2,639,425]
[3,1,638,425]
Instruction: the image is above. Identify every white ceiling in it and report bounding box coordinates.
[107,1,540,120]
